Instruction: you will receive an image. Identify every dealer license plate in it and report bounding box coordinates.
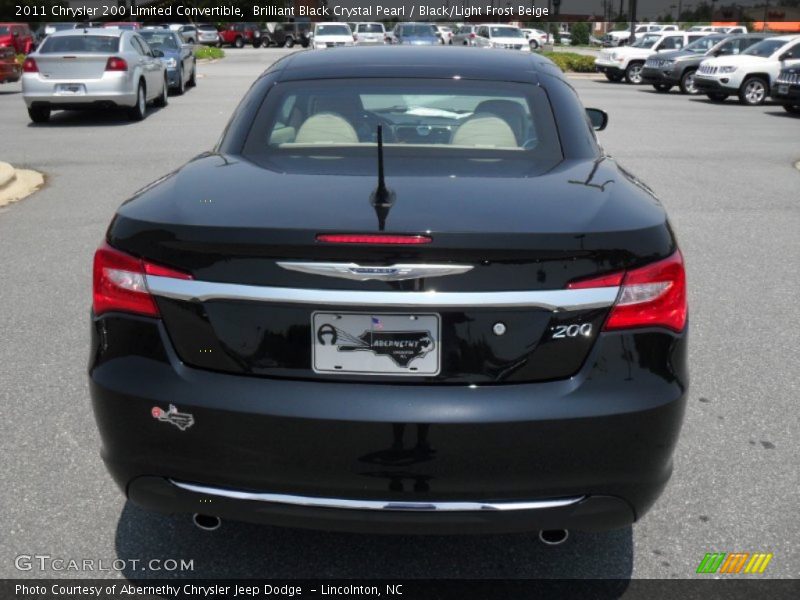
[312,312,440,376]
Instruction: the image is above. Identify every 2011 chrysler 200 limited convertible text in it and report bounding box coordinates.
[90,47,688,537]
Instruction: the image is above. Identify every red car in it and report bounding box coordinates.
[0,23,35,55]
[217,23,262,48]
[0,46,21,83]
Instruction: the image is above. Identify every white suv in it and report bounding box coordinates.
[694,35,800,104]
[310,23,355,50]
[595,32,710,83]
[473,25,530,52]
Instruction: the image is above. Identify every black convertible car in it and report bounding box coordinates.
[90,47,688,540]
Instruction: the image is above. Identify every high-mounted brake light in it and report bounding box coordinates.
[568,251,687,333]
[105,57,128,71]
[22,57,38,73]
[316,234,432,245]
[93,242,191,317]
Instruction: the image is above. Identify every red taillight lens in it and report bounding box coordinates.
[92,242,191,317]
[568,251,687,333]
[22,57,38,73]
[105,57,128,71]
[316,234,432,245]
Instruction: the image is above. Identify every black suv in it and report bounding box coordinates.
[641,33,768,94]
[771,65,800,114]
[271,22,312,48]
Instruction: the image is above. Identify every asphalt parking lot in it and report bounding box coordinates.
[0,47,798,580]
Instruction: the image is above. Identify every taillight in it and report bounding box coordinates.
[22,57,38,73]
[469,33,476,38]
[568,250,687,333]
[92,242,191,317]
[105,57,128,71]
[316,234,432,245]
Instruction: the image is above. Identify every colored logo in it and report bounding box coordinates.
[151,404,195,431]
[696,552,773,574]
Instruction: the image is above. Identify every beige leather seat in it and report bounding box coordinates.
[294,113,359,145]
[451,114,518,149]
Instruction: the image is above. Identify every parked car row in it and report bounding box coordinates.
[19,28,197,123]
[595,30,800,113]
[601,22,748,47]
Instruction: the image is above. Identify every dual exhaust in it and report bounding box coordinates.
[191,513,568,546]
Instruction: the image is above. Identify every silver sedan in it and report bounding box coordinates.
[21,28,168,123]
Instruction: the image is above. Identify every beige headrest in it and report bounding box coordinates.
[294,113,359,145]
[451,115,517,148]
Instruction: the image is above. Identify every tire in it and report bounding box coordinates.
[285,36,294,48]
[679,69,699,95]
[529,40,539,50]
[187,64,197,88]
[27,105,50,123]
[128,81,147,121]
[707,92,727,103]
[625,62,644,84]
[653,83,672,92]
[154,76,168,107]
[783,103,800,114]
[253,39,262,49]
[234,36,244,49]
[174,67,185,95]
[605,72,623,83]
[738,76,768,106]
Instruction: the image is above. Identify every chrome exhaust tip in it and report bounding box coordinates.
[539,529,569,546]
[192,514,221,531]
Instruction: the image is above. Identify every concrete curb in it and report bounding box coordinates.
[0,162,44,208]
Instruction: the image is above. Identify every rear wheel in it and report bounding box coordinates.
[27,105,50,123]
[783,103,800,114]
[175,67,185,95]
[187,64,197,87]
[706,92,727,103]
[253,39,262,48]
[679,69,698,94]
[625,62,644,84]
[738,77,768,105]
[285,36,294,48]
[529,40,539,50]
[653,83,672,92]
[128,81,146,121]
[154,76,168,107]
[234,36,244,49]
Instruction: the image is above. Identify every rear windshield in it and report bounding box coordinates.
[140,31,179,49]
[491,27,523,38]
[40,35,120,53]
[358,24,383,33]
[242,79,562,177]
[316,25,351,36]
[400,25,436,36]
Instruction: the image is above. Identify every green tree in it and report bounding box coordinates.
[570,22,590,46]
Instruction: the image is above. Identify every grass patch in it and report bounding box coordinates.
[542,52,596,73]
[194,46,225,60]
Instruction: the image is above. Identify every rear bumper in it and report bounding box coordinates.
[89,314,688,534]
[21,72,137,108]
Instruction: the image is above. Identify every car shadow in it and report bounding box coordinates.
[26,105,168,127]
[763,109,800,119]
[114,502,634,581]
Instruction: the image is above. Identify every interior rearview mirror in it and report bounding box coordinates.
[586,108,608,131]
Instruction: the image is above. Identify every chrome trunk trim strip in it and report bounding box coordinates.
[146,275,619,311]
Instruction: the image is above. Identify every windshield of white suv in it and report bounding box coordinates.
[684,34,726,53]
[742,39,785,57]
[632,34,661,48]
